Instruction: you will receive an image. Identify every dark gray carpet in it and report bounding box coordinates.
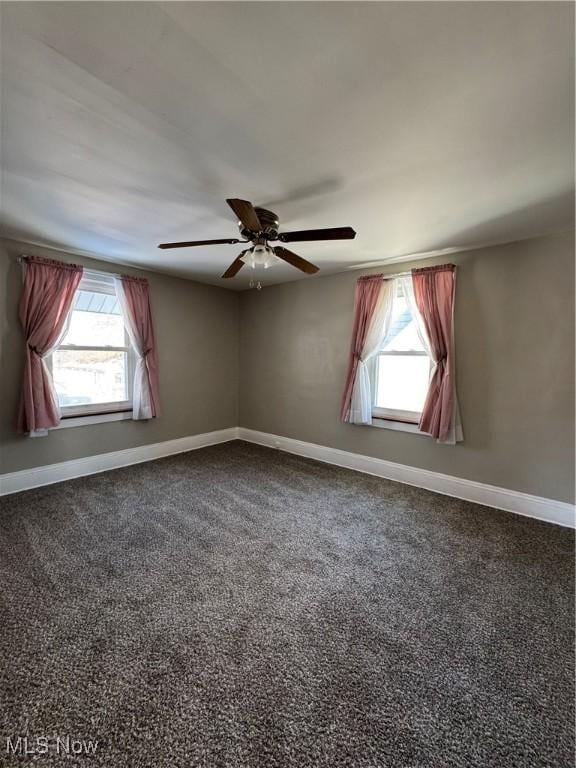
[0,441,573,767]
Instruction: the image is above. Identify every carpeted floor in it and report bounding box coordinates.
[0,441,573,767]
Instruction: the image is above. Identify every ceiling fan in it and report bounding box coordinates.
[158,198,356,279]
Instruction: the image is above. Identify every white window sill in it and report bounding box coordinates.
[55,411,133,430]
[371,418,422,434]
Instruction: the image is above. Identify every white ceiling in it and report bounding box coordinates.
[1,2,574,290]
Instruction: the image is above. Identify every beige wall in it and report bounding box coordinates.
[239,232,575,504]
[2,232,574,503]
[0,240,239,474]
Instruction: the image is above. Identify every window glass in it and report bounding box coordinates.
[61,290,125,347]
[373,281,430,418]
[53,350,128,407]
[374,355,430,413]
[381,292,426,354]
[51,275,132,413]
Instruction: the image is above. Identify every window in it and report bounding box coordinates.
[49,271,134,418]
[372,280,432,424]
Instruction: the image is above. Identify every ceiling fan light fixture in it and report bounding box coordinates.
[245,244,276,270]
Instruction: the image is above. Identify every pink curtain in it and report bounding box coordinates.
[340,275,384,422]
[18,256,83,433]
[412,264,461,443]
[115,276,160,419]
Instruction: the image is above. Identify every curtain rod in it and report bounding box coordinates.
[16,256,123,280]
[356,270,412,281]
[365,266,453,281]
[382,271,411,280]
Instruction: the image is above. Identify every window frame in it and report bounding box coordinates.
[371,281,432,424]
[48,271,135,419]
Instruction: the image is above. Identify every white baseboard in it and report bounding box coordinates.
[238,428,575,529]
[2,426,573,529]
[0,427,239,496]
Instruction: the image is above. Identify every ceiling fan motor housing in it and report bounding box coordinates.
[238,207,279,240]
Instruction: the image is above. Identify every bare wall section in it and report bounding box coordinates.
[2,232,574,503]
[239,232,575,504]
[0,240,240,474]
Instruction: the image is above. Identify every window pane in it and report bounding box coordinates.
[62,290,125,347]
[53,350,128,407]
[375,355,430,413]
[382,290,426,353]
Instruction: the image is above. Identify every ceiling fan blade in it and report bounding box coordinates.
[158,238,241,249]
[222,251,248,278]
[274,246,319,275]
[226,198,262,232]
[278,226,356,243]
